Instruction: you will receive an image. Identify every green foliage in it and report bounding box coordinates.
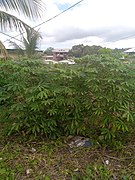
[10,29,42,58]
[72,164,111,180]
[0,56,135,145]
[0,148,15,179]
[69,44,123,59]
[98,47,122,59]
[44,47,54,55]
[69,44,102,58]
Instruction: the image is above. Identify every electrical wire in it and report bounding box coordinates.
[0,31,23,42]
[2,0,84,43]
[102,33,135,47]
[1,0,135,46]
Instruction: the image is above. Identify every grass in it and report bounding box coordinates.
[0,128,135,180]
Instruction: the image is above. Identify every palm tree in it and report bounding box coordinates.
[0,0,44,59]
[0,40,8,58]
[23,29,42,58]
[10,28,42,58]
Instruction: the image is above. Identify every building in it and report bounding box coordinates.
[52,49,69,61]
[124,48,135,54]
[44,55,53,60]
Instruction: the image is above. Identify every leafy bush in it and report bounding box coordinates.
[72,164,111,180]
[0,57,135,144]
[83,57,135,143]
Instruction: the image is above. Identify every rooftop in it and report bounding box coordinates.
[52,49,69,53]
[124,48,135,53]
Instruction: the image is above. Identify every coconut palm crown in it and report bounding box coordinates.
[0,0,44,58]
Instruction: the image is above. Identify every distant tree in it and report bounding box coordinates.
[82,45,102,56]
[44,47,54,55]
[98,47,122,59]
[98,47,112,55]
[69,44,102,58]
[69,44,84,58]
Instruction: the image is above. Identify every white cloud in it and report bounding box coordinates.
[38,0,135,49]
[1,0,135,49]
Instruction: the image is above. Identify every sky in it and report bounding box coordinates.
[1,0,135,50]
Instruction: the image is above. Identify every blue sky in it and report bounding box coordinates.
[1,0,135,50]
[38,0,135,50]
[56,3,70,11]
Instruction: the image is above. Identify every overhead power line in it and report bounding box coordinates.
[0,31,23,42]
[2,0,135,45]
[102,33,135,47]
[2,0,84,43]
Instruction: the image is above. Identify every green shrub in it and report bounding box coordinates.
[72,164,111,180]
[0,57,135,144]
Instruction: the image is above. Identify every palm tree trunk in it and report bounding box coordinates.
[0,40,8,60]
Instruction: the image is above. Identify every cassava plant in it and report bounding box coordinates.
[0,56,135,145]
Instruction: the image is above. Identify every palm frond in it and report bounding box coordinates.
[0,0,45,19]
[0,10,33,31]
[9,41,24,56]
[10,29,42,58]
[23,29,42,57]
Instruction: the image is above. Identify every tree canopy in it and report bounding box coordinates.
[69,44,102,58]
